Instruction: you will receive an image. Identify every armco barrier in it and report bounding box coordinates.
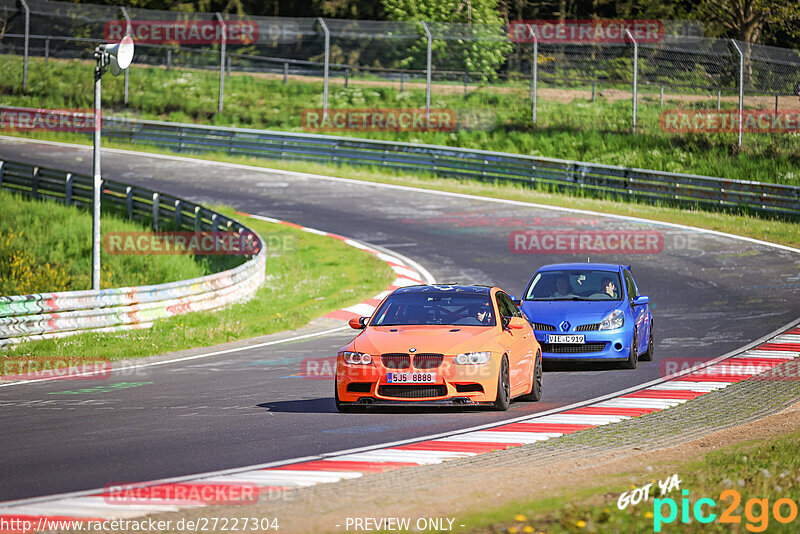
[95,116,800,219]
[0,159,266,347]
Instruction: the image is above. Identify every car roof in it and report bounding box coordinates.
[536,263,623,272]
[393,284,494,296]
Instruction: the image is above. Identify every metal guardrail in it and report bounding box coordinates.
[0,158,266,347]
[98,116,800,219]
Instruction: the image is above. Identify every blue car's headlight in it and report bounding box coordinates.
[599,310,624,330]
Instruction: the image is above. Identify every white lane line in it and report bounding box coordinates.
[332,450,475,464]
[201,470,361,486]
[390,265,423,280]
[736,350,799,359]
[770,335,800,344]
[595,398,687,409]
[438,431,561,444]
[300,227,328,235]
[342,303,377,316]
[376,252,404,265]
[650,381,731,392]
[534,414,631,425]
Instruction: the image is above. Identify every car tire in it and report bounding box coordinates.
[621,329,638,369]
[519,350,542,402]
[335,384,363,413]
[640,323,654,362]
[493,356,511,411]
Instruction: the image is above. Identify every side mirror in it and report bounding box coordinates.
[506,317,527,330]
[348,317,367,329]
[510,295,521,306]
[633,296,650,306]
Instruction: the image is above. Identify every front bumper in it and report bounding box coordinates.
[535,328,631,361]
[335,357,502,404]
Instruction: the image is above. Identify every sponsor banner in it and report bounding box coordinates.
[510,19,663,43]
[661,109,800,133]
[104,20,258,44]
[301,108,458,133]
[0,107,97,133]
[103,483,259,505]
[1,357,112,381]
[104,231,261,256]
[509,230,663,254]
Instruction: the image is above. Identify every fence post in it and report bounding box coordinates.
[625,29,638,134]
[120,7,132,106]
[591,80,595,102]
[0,161,4,189]
[345,67,350,88]
[126,186,133,218]
[660,86,664,108]
[775,94,778,113]
[421,21,432,121]
[167,49,172,71]
[45,38,49,63]
[152,192,160,230]
[283,62,288,85]
[32,166,39,198]
[400,72,405,93]
[531,33,538,125]
[65,173,73,206]
[174,199,182,226]
[216,13,226,113]
[194,206,202,232]
[731,39,744,148]
[717,88,721,110]
[227,55,231,79]
[318,18,330,120]
[19,0,29,89]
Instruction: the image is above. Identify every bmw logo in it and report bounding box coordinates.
[409,347,417,353]
[560,321,571,332]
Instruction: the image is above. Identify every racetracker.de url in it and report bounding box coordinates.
[0,516,279,533]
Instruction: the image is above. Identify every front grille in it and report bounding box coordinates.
[576,323,600,331]
[542,342,607,354]
[378,385,448,398]
[381,354,411,369]
[346,382,372,393]
[532,322,556,331]
[413,354,443,369]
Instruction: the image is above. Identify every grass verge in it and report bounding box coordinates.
[449,427,800,533]
[0,204,395,363]
[0,189,213,294]
[1,55,799,185]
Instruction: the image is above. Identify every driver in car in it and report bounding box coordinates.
[600,277,618,298]
[553,275,573,297]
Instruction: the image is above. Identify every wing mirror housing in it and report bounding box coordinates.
[633,296,650,306]
[506,317,527,330]
[348,317,368,329]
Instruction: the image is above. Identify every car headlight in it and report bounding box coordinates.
[340,351,373,365]
[454,351,492,365]
[599,310,625,330]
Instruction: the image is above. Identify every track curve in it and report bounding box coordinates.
[1,137,798,502]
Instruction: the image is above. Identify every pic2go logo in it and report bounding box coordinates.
[653,489,799,532]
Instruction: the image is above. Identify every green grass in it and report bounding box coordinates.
[447,428,800,533]
[0,189,212,294]
[0,200,395,363]
[1,55,799,186]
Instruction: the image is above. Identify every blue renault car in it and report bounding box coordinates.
[516,263,653,369]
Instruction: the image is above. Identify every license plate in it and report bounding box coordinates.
[387,372,437,384]
[547,334,585,344]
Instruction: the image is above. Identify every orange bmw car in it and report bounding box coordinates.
[335,285,543,411]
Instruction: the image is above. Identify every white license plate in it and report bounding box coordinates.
[547,334,585,344]
[387,372,437,384]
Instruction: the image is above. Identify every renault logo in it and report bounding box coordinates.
[409,347,417,353]
[560,321,571,332]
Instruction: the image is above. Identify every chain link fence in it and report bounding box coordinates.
[2,0,800,148]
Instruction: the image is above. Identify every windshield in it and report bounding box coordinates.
[371,292,496,326]
[524,270,623,301]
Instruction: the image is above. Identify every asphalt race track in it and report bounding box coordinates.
[1,138,798,502]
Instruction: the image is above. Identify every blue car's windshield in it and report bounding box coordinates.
[524,270,623,301]
[372,292,496,326]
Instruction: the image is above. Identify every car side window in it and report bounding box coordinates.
[496,292,521,318]
[623,270,638,301]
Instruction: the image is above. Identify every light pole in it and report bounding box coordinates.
[92,36,134,290]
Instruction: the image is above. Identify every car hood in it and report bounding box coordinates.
[353,325,497,356]
[520,300,621,327]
